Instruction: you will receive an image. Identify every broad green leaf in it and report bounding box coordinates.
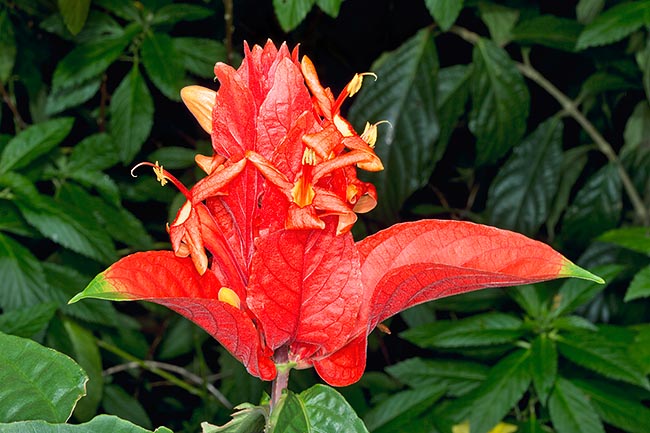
[478,2,519,46]
[315,0,344,17]
[0,117,74,174]
[157,317,207,360]
[512,15,583,51]
[45,76,102,115]
[0,10,16,83]
[173,38,227,78]
[553,315,598,332]
[469,38,530,165]
[561,163,622,246]
[576,0,605,24]
[94,0,142,21]
[551,264,622,317]
[630,325,650,375]
[0,302,57,337]
[625,264,650,301]
[67,133,120,173]
[425,0,464,31]
[141,32,185,101]
[52,33,132,90]
[148,146,198,170]
[349,28,439,222]
[0,200,34,237]
[436,65,471,150]
[557,331,650,389]
[151,4,213,25]
[0,414,173,433]
[273,0,316,32]
[530,334,557,404]
[507,284,548,318]
[103,385,153,430]
[548,377,605,433]
[270,391,307,433]
[386,358,488,397]
[0,331,87,423]
[573,378,650,433]
[598,227,650,254]
[201,403,266,433]
[110,66,154,163]
[0,233,48,311]
[622,101,650,156]
[299,385,369,433]
[642,42,650,105]
[69,170,121,206]
[576,0,650,50]
[402,312,523,349]
[487,117,563,236]
[364,385,444,431]
[579,71,638,99]
[58,0,91,35]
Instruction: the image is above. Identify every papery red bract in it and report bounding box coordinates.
[71,40,601,387]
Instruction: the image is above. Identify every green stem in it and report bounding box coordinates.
[270,346,290,412]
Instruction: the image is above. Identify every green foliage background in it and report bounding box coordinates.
[1,0,649,432]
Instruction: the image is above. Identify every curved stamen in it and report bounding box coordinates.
[131,161,191,199]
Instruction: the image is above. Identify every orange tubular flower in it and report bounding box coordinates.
[71,40,602,387]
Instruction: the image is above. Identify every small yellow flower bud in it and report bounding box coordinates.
[218,287,241,309]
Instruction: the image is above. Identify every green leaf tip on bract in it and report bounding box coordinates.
[561,261,605,284]
[68,272,130,304]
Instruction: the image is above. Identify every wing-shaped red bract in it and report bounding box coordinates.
[355,220,576,330]
[70,251,276,380]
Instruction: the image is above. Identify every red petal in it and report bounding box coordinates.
[313,334,367,387]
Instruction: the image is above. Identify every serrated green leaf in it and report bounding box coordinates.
[0,233,48,311]
[598,226,650,254]
[148,146,197,170]
[512,15,583,51]
[478,2,519,46]
[507,284,548,318]
[141,32,185,101]
[561,163,622,246]
[487,117,563,236]
[201,403,266,433]
[102,385,153,430]
[402,312,523,349]
[70,170,121,206]
[0,414,173,433]
[553,315,598,332]
[437,65,471,150]
[548,377,605,433]
[299,385,369,433]
[576,0,605,24]
[531,334,557,404]
[625,264,650,301]
[151,4,212,25]
[0,331,87,423]
[573,378,650,433]
[0,117,74,174]
[557,331,650,389]
[0,10,16,83]
[52,34,131,90]
[94,0,142,21]
[173,38,227,79]
[273,0,316,32]
[315,0,344,17]
[630,325,650,375]
[58,0,91,35]
[110,66,154,163]
[576,0,650,50]
[0,200,34,237]
[579,71,638,99]
[364,385,444,431]
[0,302,57,338]
[67,133,120,173]
[45,76,102,115]
[469,38,530,165]
[425,0,464,31]
[551,264,622,317]
[349,28,439,223]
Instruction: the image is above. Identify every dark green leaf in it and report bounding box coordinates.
[561,163,622,246]
[110,66,154,163]
[576,0,605,24]
[157,317,207,360]
[0,10,16,83]
[551,264,622,317]
[201,403,266,433]
[270,391,308,433]
[0,415,173,432]
[67,133,120,173]
[436,65,471,150]
[557,331,650,389]
[148,146,197,170]
[630,325,650,375]
[402,312,523,349]
[625,264,650,301]
[58,0,91,35]
[580,71,639,99]
[52,34,131,90]
[364,385,444,431]
[141,32,185,101]
[102,385,153,430]
[0,233,48,311]
[508,284,548,318]
[349,28,439,222]
[45,77,102,115]
[548,377,605,433]
[94,0,142,21]
[69,170,121,206]
[553,315,598,332]
[0,302,57,337]
[0,117,74,174]
[0,201,34,237]
[573,378,650,433]
[173,38,226,79]
[152,4,212,25]
[576,0,650,50]
[273,0,316,32]
[512,15,583,51]
[315,0,345,17]
[425,0,464,31]
[598,227,650,254]
[298,385,369,433]
[530,334,557,404]
[469,38,530,165]
[487,117,563,236]
[478,2,519,46]
[0,331,87,423]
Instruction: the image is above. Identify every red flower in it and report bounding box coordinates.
[70,40,601,387]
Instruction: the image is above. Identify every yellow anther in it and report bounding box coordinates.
[152,161,168,186]
[302,148,317,166]
[218,287,241,309]
[346,72,377,97]
[360,120,391,148]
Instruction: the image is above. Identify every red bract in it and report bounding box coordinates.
[70,40,601,387]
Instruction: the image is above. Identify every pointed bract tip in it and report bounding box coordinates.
[180,86,216,134]
[67,273,133,304]
[561,261,605,284]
